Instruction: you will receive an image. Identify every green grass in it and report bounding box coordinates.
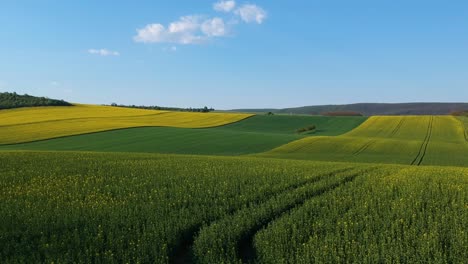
[0,151,466,263]
[261,116,468,167]
[0,115,367,155]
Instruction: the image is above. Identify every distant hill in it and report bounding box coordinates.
[0,92,72,110]
[231,103,468,116]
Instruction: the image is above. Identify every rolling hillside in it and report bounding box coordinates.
[232,102,468,116]
[0,115,366,155]
[261,116,468,167]
[1,105,467,263]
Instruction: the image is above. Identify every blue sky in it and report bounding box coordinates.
[1,0,468,109]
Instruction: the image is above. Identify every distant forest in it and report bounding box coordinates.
[0,92,72,110]
[109,103,215,113]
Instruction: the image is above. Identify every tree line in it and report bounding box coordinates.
[0,92,71,110]
[109,103,215,113]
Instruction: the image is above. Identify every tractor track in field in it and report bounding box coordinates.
[170,167,356,264]
[390,118,405,137]
[352,118,404,156]
[411,116,434,166]
[237,167,378,264]
[353,139,376,156]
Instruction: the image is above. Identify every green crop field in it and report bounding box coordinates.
[1,152,466,263]
[219,115,367,135]
[0,115,366,155]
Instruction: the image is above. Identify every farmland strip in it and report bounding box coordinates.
[411,116,434,166]
[0,112,169,128]
[170,167,355,263]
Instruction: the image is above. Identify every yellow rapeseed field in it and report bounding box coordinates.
[262,116,468,166]
[0,105,252,144]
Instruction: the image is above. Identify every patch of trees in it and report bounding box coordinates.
[109,103,215,113]
[321,111,363,116]
[296,125,316,134]
[451,110,468,116]
[0,92,72,110]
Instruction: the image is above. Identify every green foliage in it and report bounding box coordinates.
[0,92,71,109]
[0,152,466,263]
[296,125,316,134]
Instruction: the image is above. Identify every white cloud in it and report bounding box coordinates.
[134,15,227,44]
[235,4,267,24]
[50,81,60,86]
[88,49,120,56]
[134,24,167,43]
[134,2,266,45]
[201,17,226,37]
[214,0,236,12]
[168,15,200,34]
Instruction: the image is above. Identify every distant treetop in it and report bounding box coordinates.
[0,92,72,110]
[108,103,215,113]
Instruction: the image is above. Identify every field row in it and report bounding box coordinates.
[0,152,466,263]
